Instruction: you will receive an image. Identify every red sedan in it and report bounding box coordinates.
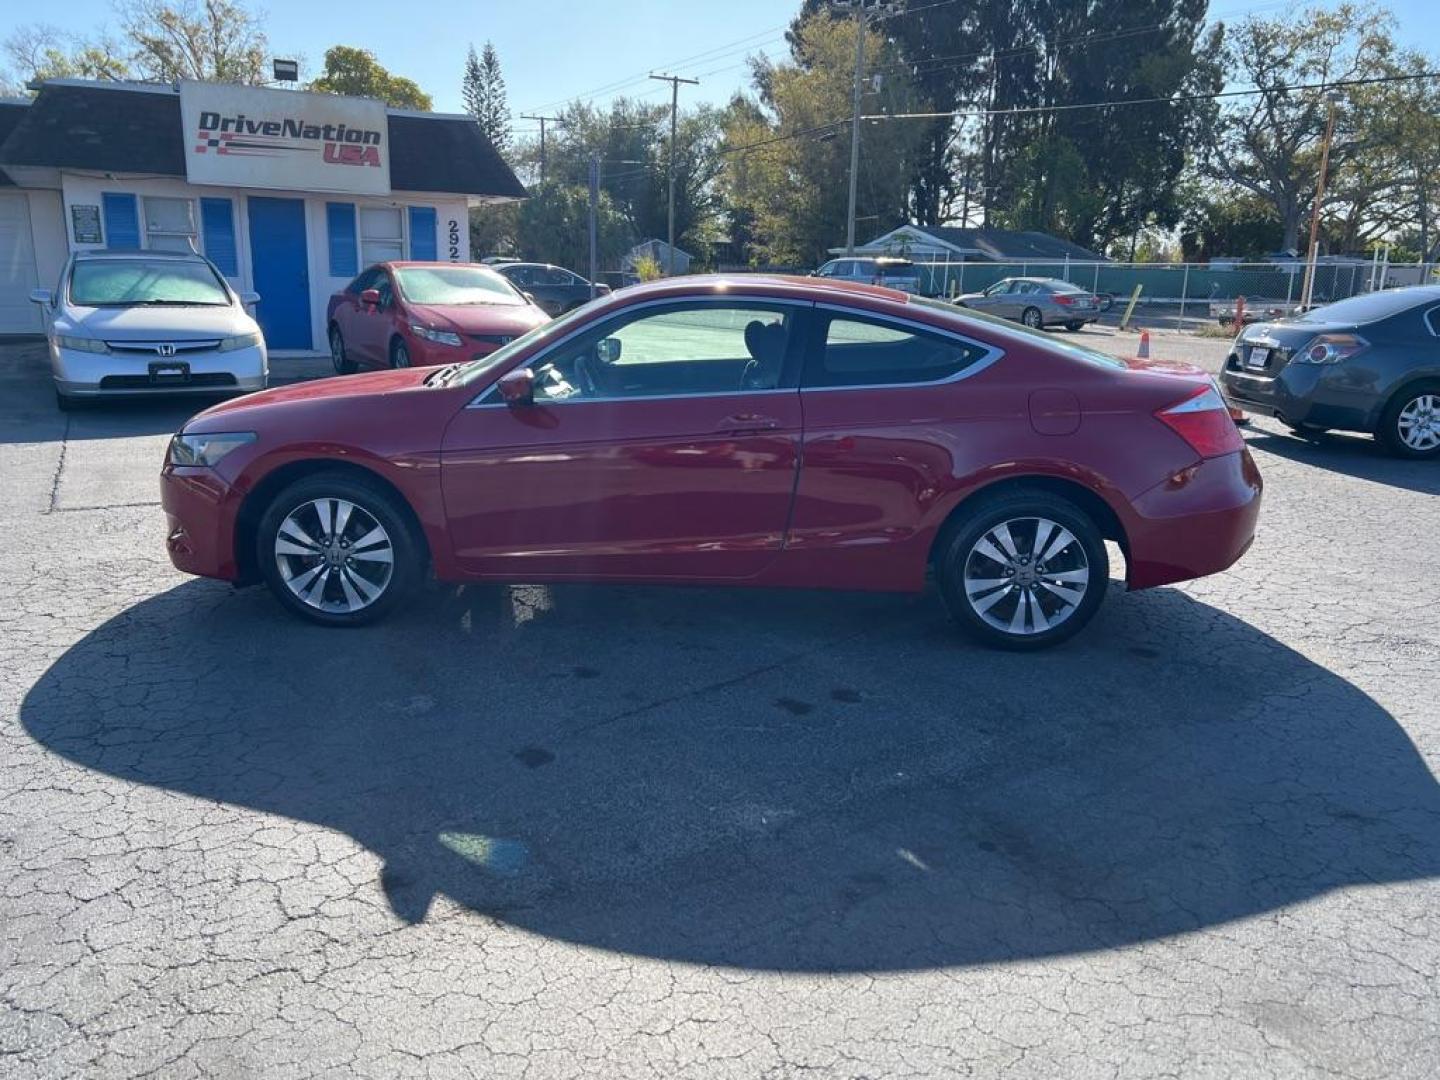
[325,261,549,373]
[162,276,1261,649]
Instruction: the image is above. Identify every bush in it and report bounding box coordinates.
[633,253,664,281]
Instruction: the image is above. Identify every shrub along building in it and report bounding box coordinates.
[0,79,525,347]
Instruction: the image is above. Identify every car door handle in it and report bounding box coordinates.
[717,413,780,433]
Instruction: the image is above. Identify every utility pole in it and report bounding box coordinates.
[836,1,893,256]
[649,72,699,276]
[1300,93,1339,311]
[588,155,600,298]
[521,114,562,188]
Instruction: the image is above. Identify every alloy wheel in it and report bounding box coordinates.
[329,329,346,373]
[1022,308,1042,328]
[962,516,1090,636]
[1397,393,1440,451]
[392,342,410,368]
[274,498,395,613]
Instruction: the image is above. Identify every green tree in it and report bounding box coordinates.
[515,183,628,273]
[2,24,130,89]
[309,46,432,109]
[463,42,510,155]
[121,0,269,84]
[1205,3,1394,253]
[722,14,926,266]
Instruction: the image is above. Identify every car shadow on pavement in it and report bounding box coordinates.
[1244,427,1440,497]
[21,579,1440,972]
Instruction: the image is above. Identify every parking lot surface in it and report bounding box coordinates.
[1,337,1437,1078]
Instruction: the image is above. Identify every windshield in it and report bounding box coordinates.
[395,265,523,306]
[69,259,231,307]
[1295,289,1428,324]
[912,296,1127,369]
[453,301,599,386]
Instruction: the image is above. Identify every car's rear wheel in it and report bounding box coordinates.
[1021,306,1043,329]
[1064,320,1084,331]
[937,491,1109,650]
[1378,382,1440,459]
[329,325,356,375]
[390,338,411,369]
[257,472,424,626]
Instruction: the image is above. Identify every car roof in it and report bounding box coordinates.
[378,261,503,271]
[615,273,912,307]
[74,248,206,261]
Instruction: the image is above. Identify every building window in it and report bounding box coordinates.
[200,198,238,277]
[359,206,404,266]
[144,197,198,252]
[326,203,358,277]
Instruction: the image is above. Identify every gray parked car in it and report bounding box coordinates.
[956,277,1100,330]
[1220,285,1440,458]
[812,256,921,293]
[493,262,610,316]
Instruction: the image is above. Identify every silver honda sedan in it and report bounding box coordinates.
[956,277,1100,330]
[31,249,267,411]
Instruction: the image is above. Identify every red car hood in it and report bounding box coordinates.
[408,301,548,336]
[192,367,434,423]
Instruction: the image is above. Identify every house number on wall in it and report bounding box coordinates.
[447,219,461,262]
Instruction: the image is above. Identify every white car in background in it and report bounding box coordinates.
[31,249,267,411]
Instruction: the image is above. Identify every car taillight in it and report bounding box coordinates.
[1053,294,1075,305]
[1155,384,1244,458]
[1293,332,1367,365]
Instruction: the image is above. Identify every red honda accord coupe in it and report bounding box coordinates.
[325,261,550,373]
[162,276,1261,648]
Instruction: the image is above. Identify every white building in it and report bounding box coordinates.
[0,79,525,350]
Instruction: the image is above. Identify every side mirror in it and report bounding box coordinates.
[497,368,535,406]
[360,288,382,309]
[596,337,622,364]
[240,291,260,306]
[29,288,52,307]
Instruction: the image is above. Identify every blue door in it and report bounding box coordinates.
[247,197,311,349]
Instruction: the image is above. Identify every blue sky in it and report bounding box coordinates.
[1,0,1430,133]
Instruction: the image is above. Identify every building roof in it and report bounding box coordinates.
[847,224,1107,263]
[0,99,30,186]
[0,80,525,200]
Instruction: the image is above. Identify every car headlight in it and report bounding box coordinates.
[410,324,464,347]
[217,331,263,352]
[54,334,109,354]
[168,431,256,467]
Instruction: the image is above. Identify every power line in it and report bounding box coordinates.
[861,70,1440,122]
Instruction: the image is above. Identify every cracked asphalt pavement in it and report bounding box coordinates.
[1,336,1437,1078]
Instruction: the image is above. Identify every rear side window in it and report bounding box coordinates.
[1426,307,1440,336]
[810,314,992,388]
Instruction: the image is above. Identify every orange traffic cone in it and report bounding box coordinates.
[1137,330,1151,359]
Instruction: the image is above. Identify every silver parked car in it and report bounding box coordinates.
[30,249,267,411]
[956,277,1100,330]
[812,256,921,294]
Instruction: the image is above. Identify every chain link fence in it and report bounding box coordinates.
[913,259,1440,320]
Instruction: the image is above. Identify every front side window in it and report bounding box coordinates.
[810,314,991,388]
[143,197,197,252]
[347,267,383,295]
[525,302,797,403]
[395,265,523,306]
[69,258,231,307]
[359,207,404,266]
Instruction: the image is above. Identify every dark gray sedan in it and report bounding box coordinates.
[494,262,610,316]
[1220,286,1440,459]
[956,277,1100,330]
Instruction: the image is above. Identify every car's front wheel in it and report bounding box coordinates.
[1378,382,1440,459]
[390,338,411,369]
[937,490,1109,650]
[257,472,425,626]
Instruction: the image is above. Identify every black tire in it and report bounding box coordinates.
[55,389,76,412]
[256,471,425,627]
[390,338,411,369]
[329,325,356,375]
[1021,306,1044,329]
[936,489,1109,650]
[1064,320,1084,332]
[1377,380,1440,459]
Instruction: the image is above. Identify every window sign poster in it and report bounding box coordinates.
[71,204,103,244]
